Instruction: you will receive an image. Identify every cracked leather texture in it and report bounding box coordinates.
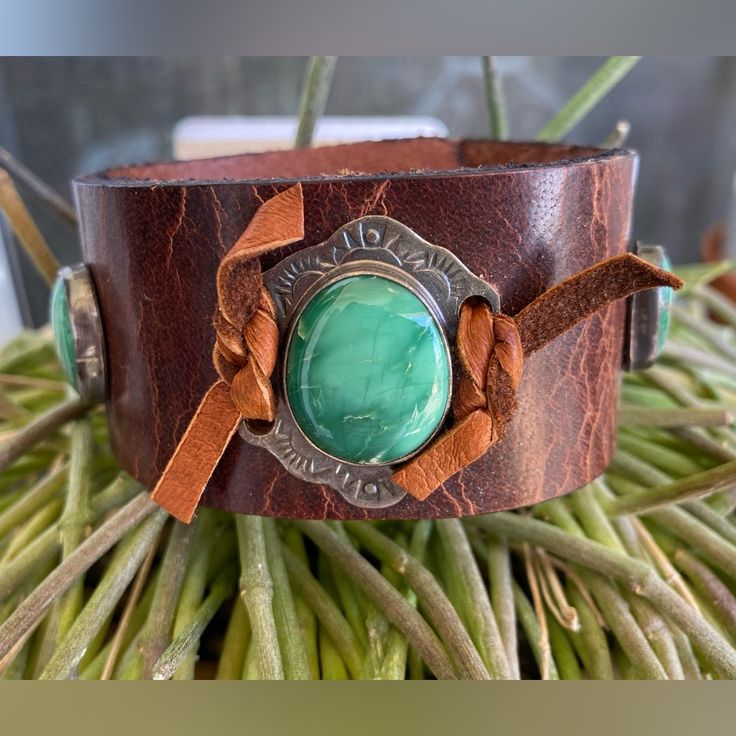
[74,138,638,519]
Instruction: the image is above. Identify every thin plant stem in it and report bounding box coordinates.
[0,397,87,472]
[294,56,337,148]
[262,517,309,679]
[78,574,157,680]
[0,169,59,285]
[602,119,631,148]
[138,520,196,678]
[670,625,703,680]
[216,597,251,680]
[320,629,349,680]
[0,561,55,676]
[481,56,508,140]
[617,433,705,478]
[282,525,319,679]
[0,387,28,423]
[40,509,167,679]
[436,518,511,679]
[295,520,456,680]
[236,515,283,680]
[697,284,736,328]
[487,536,520,678]
[100,539,158,680]
[674,548,736,640]
[325,523,369,651]
[512,582,559,679]
[546,608,582,679]
[0,475,139,602]
[362,560,393,678]
[340,525,390,670]
[681,501,736,547]
[617,406,733,428]
[56,418,94,643]
[282,545,363,679]
[345,521,490,680]
[242,639,259,680]
[606,457,736,516]
[672,303,736,361]
[671,427,736,464]
[0,491,157,661]
[467,512,736,678]
[534,548,579,631]
[523,544,552,679]
[662,342,736,377]
[169,513,217,679]
[623,590,684,679]
[567,488,677,679]
[628,516,700,612]
[0,146,77,226]
[568,483,626,554]
[153,565,237,681]
[535,56,641,142]
[0,463,67,539]
[545,490,682,679]
[376,522,432,680]
[0,374,67,392]
[606,472,736,577]
[580,567,668,679]
[565,579,613,679]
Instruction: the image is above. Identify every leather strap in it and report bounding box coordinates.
[75,138,641,520]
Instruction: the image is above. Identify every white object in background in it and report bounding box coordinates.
[0,223,24,346]
[172,116,448,160]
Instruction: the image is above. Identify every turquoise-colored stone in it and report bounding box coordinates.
[50,275,78,389]
[656,253,675,354]
[285,275,450,464]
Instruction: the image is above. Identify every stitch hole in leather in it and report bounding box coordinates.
[243,418,275,437]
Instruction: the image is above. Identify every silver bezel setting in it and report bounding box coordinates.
[624,243,672,371]
[240,215,500,509]
[280,260,453,468]
[59,264,107,404]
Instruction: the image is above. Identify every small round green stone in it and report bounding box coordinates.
[50,275,78,389]
[285,274,450,465]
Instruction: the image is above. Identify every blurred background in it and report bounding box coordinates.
[2,56,736,330]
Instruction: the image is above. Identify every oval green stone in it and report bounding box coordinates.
[50,275,78,389]
[285,274,450,465]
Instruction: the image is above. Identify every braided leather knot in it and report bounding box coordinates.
[392,300,524,500]
[454,301,524,443]
[213,286,280,422]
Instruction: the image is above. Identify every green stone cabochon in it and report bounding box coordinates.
[285,275,450,465]
[656,252,675,355]
[50,275,78,389]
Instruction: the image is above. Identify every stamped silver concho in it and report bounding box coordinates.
[240,216,500,509]
[53,264,107,404]
[624,242,675,371]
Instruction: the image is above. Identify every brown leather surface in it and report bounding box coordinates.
[74,138,638,520]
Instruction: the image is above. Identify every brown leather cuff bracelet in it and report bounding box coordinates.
[60,138,681,521]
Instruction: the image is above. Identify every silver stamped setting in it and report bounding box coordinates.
[241,403,406,509]
[240,215,500,509]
